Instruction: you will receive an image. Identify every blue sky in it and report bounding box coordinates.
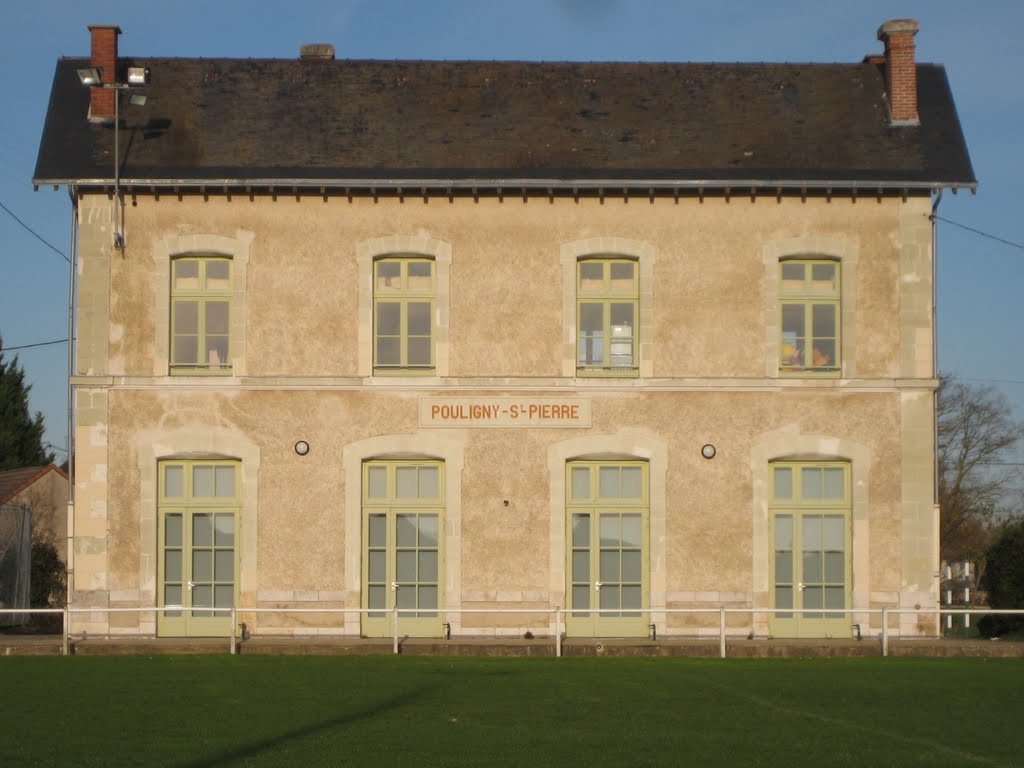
[2,0,1023,460]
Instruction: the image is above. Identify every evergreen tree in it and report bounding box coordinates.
[0,336,55,470]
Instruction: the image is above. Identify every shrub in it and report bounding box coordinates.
[978,520,1024,638]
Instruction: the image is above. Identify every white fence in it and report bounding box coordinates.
[3,606,1024,658]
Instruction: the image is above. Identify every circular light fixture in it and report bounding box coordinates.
[701,444,717,460]
[294,440,310,456]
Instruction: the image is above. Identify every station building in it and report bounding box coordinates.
[34,20,975,639]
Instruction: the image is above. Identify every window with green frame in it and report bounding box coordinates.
[577,257,638,376]
[171,256,232,374]
[374,256,435,374]
[779,259,840,375]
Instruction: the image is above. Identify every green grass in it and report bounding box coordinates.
[1,656,1022,767]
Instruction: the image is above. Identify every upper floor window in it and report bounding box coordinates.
[779,259,840,375]
[577,257,638,376]
[374,256,435,374]
[171,256,232,374]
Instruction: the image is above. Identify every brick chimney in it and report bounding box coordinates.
[88,25,121,122]
[877,19,919,124]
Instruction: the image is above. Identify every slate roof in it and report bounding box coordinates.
[34,56,975,190]
[0,465,66,505]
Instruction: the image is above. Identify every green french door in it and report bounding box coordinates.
[770,462,851,638]
[566,461,648,637]
[362,461,443,638]
[158,461,239,637]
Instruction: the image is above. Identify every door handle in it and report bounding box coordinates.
[187,581,195,591]
[797,582,806,591]
[594,581,604,591]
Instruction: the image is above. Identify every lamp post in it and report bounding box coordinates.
[77,66,148,250]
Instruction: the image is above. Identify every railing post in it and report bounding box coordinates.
[393,606,399,655]
[719,606,726,659]
[882,607,889,657]
[230,606,237,655]
[555,608,562,658]
[62,606,69,656]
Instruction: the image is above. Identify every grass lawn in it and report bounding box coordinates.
[1,656,1021,767]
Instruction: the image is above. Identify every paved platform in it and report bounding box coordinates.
[2,633,1023,658]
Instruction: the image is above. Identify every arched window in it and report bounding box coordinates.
[576,256,639,376]
[170,255,232,374]
[779,259,840,374]
[373,256,435,374]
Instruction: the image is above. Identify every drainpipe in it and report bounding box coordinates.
[65,188,78,610]
[930,189,942,505]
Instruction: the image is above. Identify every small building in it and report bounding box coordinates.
[0,464,69,562]
[34,20,975,639]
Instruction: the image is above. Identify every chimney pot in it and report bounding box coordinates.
[300,44,336,60]
[88,24,121,122]
[877,18,920,125]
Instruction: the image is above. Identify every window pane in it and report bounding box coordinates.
[621,550,642,582]
[802,515,822,547]
[368,585,386,610]
[376,338,400,366]
[418,585,438,611]
[572,585,590,612]
[407,338,432,367]
[165,550,182,582]
[579,261,604,290]
[367,466,387,498]
[192,550,213,582]
[822,516,845,549]
[407,260,433,290]
[811,263,837,292]
[376,261,401,290]
[396,467,418,498]
[824,586,845,610]
[572,551,589,582]
[407,302,431,335]
[812,303,836,336]
[396,587,416,610]
[599,515,621,546]
[774,467,792,499]
[620,468,642,499]
[368,515,386,548]
[572,514,590,548]
[193,467,215,497]
[801,468,822,500]
[824,551,845,584]
[599,585,619,611]
[214,466,235,498]
[376,302,401,335]
[610,261,635,290]
[418,551,438,582]
[418,467,439,499]
[775,551,792,584]
[810,339,835,369]
[205,260,230,290]
[214,585,233,609]
[571,467,590,500]
[803,586,823,615]
[621,585,641,610]
[173,260,199,289]
[396,551,417,582]
[193,513,213,546]
[164,584,182,608]
[599,551,620,582]
[206,301,230,334]
[621,514,642,547]
[368,551,386,583]
[780,262,804,287]
[214,550,234,581]
[610,303,634,328]
[165,514,182,547]
[780,304,805,367]
[580,302,603,332]
[164,466,183,498]
[802,551,823,582]
[599,467,619,499]
[214,515,234,546]
[418,514,439,547]
[774,515,793,549]
[775,585,793,615]
[396,514,417,546]
[173,335,198,367]
[174,300,199,334]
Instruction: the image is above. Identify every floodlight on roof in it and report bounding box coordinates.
[77,68,102,86]
[127,67,148,86]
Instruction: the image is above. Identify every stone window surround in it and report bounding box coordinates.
[547,431,668,632]
[561,237,656,378]
[357,235,452,378]
[136,427,261,636]
[750,432,871,635]
[153,232,253,377]
[762,235,858,379]
[342,432,465,634]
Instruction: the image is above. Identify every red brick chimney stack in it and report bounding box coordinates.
[88,25,121,121]
[877,19,920,124]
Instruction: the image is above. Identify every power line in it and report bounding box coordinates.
[0,199,69,263]
[934,215,1024,252]
[960,377,1024,387]
[3,338,68,351]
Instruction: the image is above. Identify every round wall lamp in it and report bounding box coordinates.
[701,444,717,460]
[294,440,310,456]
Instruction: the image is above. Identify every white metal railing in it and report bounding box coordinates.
[4,606,1024,658]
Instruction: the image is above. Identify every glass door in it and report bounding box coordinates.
[158,461,239,637]
[363,461,443,637]
[770,463,851,638]
[566,462,648,637]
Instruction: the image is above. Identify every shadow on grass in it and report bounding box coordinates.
[174,685,431,768]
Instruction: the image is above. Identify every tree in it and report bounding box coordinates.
[978,519,1024,637]
[0,336,55,471]
[937,375,1024,561]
